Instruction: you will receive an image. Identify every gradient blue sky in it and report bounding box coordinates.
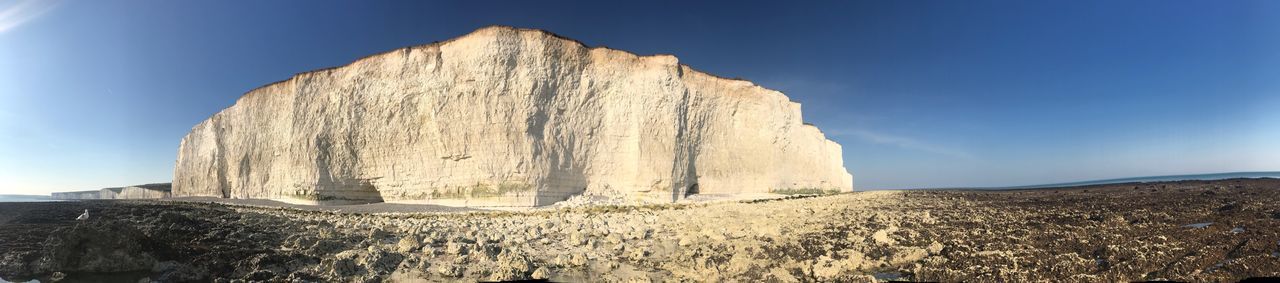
[1,1,1278,194]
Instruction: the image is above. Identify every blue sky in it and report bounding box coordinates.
[1,1,1277,194]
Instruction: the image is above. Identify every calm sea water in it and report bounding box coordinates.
[999,171,1280,189]
[0,195,60,202]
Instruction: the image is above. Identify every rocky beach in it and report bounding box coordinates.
[3,178,1279,282]
[6,1,1279,282]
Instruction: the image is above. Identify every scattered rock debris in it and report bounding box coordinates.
[2,178,1279,282]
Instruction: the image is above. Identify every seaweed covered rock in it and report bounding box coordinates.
[34,220,157,274]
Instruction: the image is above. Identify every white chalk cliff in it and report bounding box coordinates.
[173,26,852,207]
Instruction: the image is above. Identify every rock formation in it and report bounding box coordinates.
[50,183,171,200]
[118,184,172,199]
[173,26,852,207]
[99,187,122,199]
[51,190,101,200]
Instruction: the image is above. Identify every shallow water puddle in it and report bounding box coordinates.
[1182,222,1212,229]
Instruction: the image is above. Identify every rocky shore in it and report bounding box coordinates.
[3,178,1279,282]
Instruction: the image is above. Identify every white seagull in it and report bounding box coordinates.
[76,209,89,221]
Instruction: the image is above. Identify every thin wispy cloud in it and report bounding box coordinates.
[0,0,59,34]
[833,128,975,159]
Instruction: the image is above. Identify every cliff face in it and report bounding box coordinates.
[50,183,172,200]
[51,190,102,200]
[173,26,853,207]
[118,184,172,199]
[117,187,170,199]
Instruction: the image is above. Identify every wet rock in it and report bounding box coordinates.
[154,263,208,282]
[34,220,157,274]
[0,251,40,279]
[246,269,278,281]
[1218,202,1241,213]
[238,252,317,279]
[151,261,179,273]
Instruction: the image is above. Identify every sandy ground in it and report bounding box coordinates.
[2,178,1279,282]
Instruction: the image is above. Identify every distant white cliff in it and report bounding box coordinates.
[173,26,853,207]
[51,183,171,200]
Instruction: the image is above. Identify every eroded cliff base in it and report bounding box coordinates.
[5,178,1279,282]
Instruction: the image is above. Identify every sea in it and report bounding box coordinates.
[0,195,59,202]
[991,171,1280,190]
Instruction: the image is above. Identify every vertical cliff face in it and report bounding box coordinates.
[118,184,172,199]
[173,26,853,207]
[51,190,103,200]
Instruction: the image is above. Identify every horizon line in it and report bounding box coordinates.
[861,171,1280,191]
